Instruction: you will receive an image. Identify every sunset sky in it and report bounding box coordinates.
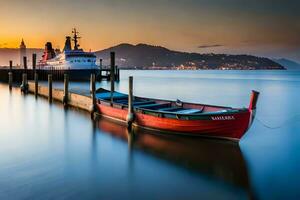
[0,0,299,61]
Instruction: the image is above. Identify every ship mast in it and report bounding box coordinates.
[72,28,81,50]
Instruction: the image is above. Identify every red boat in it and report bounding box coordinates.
[95,88,259,141]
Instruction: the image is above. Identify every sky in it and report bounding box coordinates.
[0,0,299,61]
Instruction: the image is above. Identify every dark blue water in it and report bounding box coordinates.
[1,70,300,199]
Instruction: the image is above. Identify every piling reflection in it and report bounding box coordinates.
[97,117,251,191]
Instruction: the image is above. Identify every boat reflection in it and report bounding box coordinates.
[97,117,251,191]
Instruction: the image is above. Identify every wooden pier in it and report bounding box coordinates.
[0,52,120,82]
[0,51,121,119]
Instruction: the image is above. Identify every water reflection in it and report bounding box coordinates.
[97,117,251,192]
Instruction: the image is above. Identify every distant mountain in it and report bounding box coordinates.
[95,43,285,70]
[0,48,43,67]
[0,44,286,70]
[273,58,300,70]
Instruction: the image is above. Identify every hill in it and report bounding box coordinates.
[0,44,286,70]
[273,58,300,70]
[95,43,285,70]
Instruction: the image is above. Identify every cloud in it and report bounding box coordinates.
[198,44,223,49]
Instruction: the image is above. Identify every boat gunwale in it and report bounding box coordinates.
[96,88,249,118]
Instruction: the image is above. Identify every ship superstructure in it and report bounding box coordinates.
[39,29,97,70]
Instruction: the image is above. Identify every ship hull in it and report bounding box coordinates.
[60,69,100,81]
[35,68,100,81]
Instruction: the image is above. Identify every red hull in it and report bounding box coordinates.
[97,104,251,140]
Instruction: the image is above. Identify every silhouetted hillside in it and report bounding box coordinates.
[95,43,285,70]
[0,44,286,70]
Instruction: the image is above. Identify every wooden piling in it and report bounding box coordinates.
[115,66,118,81]
[9,60,13,71]
[90,74,96,115]
[63,74,69,105]
[32,54,36,71]
[8,60,13,90]
[90,73,95,94]
[110,52,115,104]
[21,73,28,93]
[99,59,102,70]
[98,59,103,82]
[117,68,120,81]
[127,76,134,127]
[8,72,13,90]
[23,56,27,71]
[34,72,38,97]
[48,74,52,102]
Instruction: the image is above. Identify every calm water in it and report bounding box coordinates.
[1,70,300,199]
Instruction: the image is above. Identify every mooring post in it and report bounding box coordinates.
[21,73,28,93]
[8,60,13,90]
[9,60,13,71]
[34,72,38,97]
[117,68,120,81]
[63,74,69,105]
[99,59,103,82]
[115,65,118,81]
[110,52,115,104]
[90,73,94,94]
[8,72,13,90]
[32,53,36,71]
[23,56,27,71]
[90,74,96,116]
[99,59,102,70]
[48,74,52,102]
[127,76,134,127]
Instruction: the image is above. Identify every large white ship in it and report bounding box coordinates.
[38,29,98,70]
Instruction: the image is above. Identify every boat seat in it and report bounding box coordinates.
[100,95,128,101]
[115,99,129,104]
[96,92,127,100]
[133,101,156,106]
[136,103,170,110]
[158,107,182,112]
[176,108,203,114]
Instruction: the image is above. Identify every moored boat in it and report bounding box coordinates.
[37,28,99,81]
[95,88,259,141]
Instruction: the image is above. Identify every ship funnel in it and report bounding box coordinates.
[248,90,260,110]
[44,42,56,60]
[64,36,72,51]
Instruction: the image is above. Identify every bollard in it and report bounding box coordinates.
[126,76,134,127]
[63,74,69,105]
[34,73,38,97]
[48,74,52,102]
[110,52,115,104]
[8,72,13,90]
[21,73,28,93]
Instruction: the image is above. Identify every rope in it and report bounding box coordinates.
[255,114,300,129]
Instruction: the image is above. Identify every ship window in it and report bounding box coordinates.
[87,59,91,62]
